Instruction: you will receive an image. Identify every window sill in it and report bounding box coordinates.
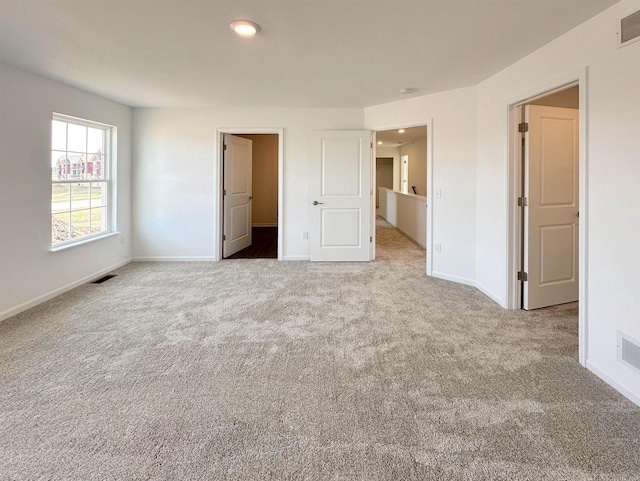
[50,231,121,253]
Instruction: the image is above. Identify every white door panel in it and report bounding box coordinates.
[524,105,579,309]
[311,131,371,262]
[223,134,252,257]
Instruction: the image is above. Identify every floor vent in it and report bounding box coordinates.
[620,9,640,47]
[91,274,117,284]
[618,331,640,374]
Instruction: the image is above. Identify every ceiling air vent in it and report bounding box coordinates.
[618,331,640,374]
[619,9,640,47]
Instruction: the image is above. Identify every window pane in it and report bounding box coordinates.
[90,182,107,208]
[52,121,67,151]
[90,207,106,234]
[87,127,104,155]
[87,154,104,180]
[52,212,70,245]
[67,123,87,153]
[52,184,70,213]
[52,151,67,181]
[71,183,91,210]
[71,209,90,239]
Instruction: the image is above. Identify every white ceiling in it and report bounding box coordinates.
[377,126,427,148]
[0,0,619,108]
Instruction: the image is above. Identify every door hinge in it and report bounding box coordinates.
[370,236,373,243]
[371,142,373,149]
[517,271,528,282]
[223,144,227,151]
[518,122,529,133]
[223,189,227,196]
[517,196,528,207]
[223,234,226,241]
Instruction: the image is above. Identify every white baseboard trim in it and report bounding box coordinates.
[252,223,278,227]
[394,226,426,249]
[132,256,217,262]
[378,215,426,249]
[587,360,640,407]
[431,271,476,288]
[283,255,310,261]
[475,282,504,306]
[430,272,504,307]
[0,258,132,323]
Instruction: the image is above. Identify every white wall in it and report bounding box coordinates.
[378,188,426,248]
[365,86,478,286]
[132,108,363,260]
[474,0,640,401]
[0,63,132,320]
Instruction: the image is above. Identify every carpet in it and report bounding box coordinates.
[1,223,639,480]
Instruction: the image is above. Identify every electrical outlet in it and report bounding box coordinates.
[435,189,442,199]
[120,235,125,245]
[434,243,441,253]
[302,231,309,240]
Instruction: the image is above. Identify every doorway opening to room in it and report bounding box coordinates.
[507,79,587,365]
[374,125,428,262]
[216,129,283,260]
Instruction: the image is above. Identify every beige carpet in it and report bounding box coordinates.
[1,223,639,480]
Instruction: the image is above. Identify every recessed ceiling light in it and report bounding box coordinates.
[398,129,405,133]
[399,88,414,95]
[230,20,261,37]
[377,141,383,145]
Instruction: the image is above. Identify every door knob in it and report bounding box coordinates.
[313,201,324,205]
[249,196,253,200]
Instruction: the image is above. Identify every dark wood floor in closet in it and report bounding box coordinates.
[226,227,277,259]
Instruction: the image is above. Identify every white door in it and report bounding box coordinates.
[310,131,372,261]
[524,105,579,309]
[223,134,252,258]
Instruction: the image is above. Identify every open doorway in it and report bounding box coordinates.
[216,129,283,260]
[514,85,579,310]
[520,86,580,310]
[374,126,428,261]
[507,77,588,366]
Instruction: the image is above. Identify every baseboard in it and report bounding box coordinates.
[394,226,426,249]
[283,255,310,261]
[0,258,132,323]
[431,271,476,288]
[131,256,217,262]
[587,360,640,407]
[252,223,278,227]
[475,282,504,306]
[378,215,425,249]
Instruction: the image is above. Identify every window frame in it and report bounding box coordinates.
[50,113,116,251]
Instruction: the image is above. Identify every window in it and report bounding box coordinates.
[51,115,114,247]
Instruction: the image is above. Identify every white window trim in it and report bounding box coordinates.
[50,231,121,253]
[51,113,116,250]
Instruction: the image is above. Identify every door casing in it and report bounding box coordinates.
[505,69,588,366]
[215,128,284,261]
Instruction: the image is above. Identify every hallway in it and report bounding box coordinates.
[375,216,425,261]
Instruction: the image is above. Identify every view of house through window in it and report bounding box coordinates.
[51,115,112,246]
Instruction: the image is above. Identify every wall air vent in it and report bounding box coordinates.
[619,9,640,47]
[618,331,640,374]
[91,274,117,284]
